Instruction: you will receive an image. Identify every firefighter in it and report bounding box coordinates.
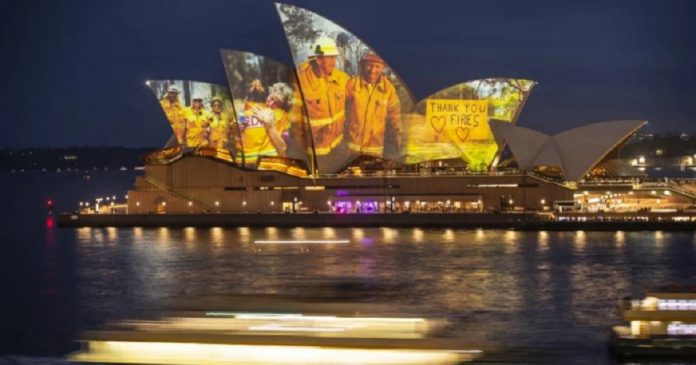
[183,95,211,148]
[209,97,233,149]
[344,52,402,158]
[160,85,186,144]
[240,80,293,164]
[297,36,349,157]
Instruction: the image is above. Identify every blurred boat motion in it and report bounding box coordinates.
[68,294,482,364]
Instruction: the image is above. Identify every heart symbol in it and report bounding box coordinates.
[455,127,470,142]
[430,115,446,133]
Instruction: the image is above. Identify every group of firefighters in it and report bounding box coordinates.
[298,36,402,162]
[158,35,401,169]
[159,87,235,151]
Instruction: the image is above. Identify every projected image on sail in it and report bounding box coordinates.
[221,50,311,176]
[276,3,415,173]
[405,79,536,170]
[146,80,238,163]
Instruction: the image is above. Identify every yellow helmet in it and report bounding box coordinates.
[311,36,339,57]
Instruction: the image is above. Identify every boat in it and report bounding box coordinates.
[610,290,696,358]
[68,296,483,364]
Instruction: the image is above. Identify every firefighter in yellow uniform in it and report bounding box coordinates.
[297,36,349,157]
[183,95,211,148]
[208,96,236,162]
[344,52,402,158]
[160,85,186,144]
[240,81,292,165]
[209,97,233,149]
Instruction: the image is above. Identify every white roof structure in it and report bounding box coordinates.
[490,120,647,181]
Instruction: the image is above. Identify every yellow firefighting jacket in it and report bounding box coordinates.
[297,60,349,155]
[209,112,233,149]
[239,101,290,163]
[183,107,211,148]
[344,75,401,157]
[160,99,186,144]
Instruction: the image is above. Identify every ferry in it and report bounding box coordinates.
[610,290,696,358]
[68,296,483,364]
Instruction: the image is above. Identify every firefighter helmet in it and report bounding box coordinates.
[311,36,339,57]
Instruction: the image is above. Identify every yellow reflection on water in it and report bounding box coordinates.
[184,227,196,245]
[322,227,336,239]
[352,228,364,241]
[133,227,143,240]
[475,228,485,243]
[266,227,278,241]
[211,227,224,246]
[655,230,664,248]
[238,227,251,245]
[615,230,625,248]
[291,227,306,241]
[106,227,118,243]
[381,228,398,243]
[442,229,455,243]
[504,230,517,244]
[504,230,518,254]
[412,228,424,243]
[158,227,170,245]
[77,227,92,243]
[574,230,586,252]
[538,231,549,253]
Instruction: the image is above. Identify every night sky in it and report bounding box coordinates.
[1,0,695,148]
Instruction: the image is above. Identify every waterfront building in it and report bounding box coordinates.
[124,4,695,215]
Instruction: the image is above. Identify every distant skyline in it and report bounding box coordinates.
[1,0,695,148]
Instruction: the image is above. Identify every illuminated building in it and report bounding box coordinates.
[124,4,695,215]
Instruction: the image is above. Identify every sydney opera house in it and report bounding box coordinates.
[125,3,695,215]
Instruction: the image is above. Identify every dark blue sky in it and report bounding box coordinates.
[1,0,695,148]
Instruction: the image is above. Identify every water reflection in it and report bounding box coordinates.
[106,227,117,243]
[474,228,485,244]
[77,227,92,243]
[157,227,169,245]
[66,227,696,364]
[211,227,224,246]
[573,230,586,253]
[352,228,364,242]
[322,227,336,239]
[381,228,398,243]
[291,227,306,241]
[442,229,455,243]
[615,230,625,244]
[238,227,251,244]
[184,227,196,245]
[412,228,424,243]
[537,231,549,253]
[655,230,665,249]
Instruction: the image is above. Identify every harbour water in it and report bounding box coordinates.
[2,171,696,364]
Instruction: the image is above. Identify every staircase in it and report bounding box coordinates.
[144,176,214,212]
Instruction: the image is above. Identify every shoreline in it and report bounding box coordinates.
[57,212,696,231]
